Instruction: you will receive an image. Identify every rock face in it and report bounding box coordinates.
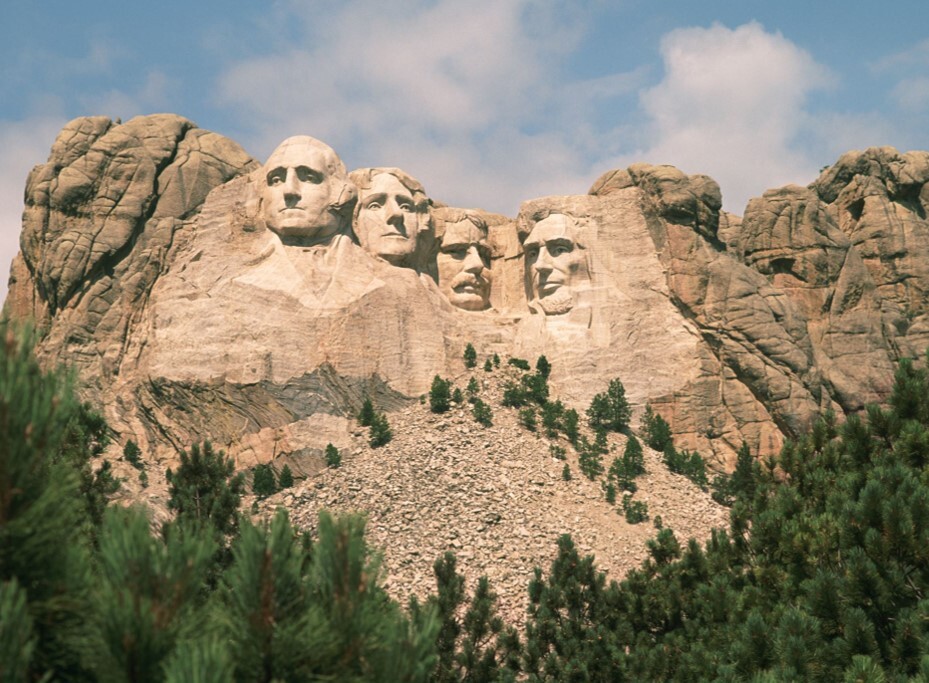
[5,115,929,472]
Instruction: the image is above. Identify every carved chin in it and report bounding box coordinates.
[536,288,574,315]
[449,291,489,311]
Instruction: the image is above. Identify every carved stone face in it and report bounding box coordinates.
[355,173,429,266]
[438,220,491,311]
[523,214,589,314]
[261,137,342,243]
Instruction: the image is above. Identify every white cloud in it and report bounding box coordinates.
[215,0,597,214]
[621,22,833,213]
[892,76,929,112]
[0,116,68,303]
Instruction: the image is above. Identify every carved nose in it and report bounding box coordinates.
[386,200,405,227]
[463,247,484,274]
[534,248,553,272]
[283,169,301,199]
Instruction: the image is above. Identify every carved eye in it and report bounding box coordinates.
[525,247,539,261]
[551,245,571,256]
[295,166,322,184]
[365,201,383,210]
[267,170,285,186]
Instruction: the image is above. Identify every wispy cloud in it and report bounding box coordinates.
[614,22,833,213]
[215,0,601,214]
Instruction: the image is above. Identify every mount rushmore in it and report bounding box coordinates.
[5,113,929,474]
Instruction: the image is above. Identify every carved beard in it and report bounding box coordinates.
[536,288,574,315]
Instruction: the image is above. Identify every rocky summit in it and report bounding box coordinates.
[4,114,929,607]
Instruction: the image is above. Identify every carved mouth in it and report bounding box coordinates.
[538,281,563,296]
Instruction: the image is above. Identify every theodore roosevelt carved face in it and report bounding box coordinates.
[436,210,491,311]
[349,168,434,271]
[522,212,590,315]
[260,136,355,245]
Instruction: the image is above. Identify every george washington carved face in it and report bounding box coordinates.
[260,136,355,245]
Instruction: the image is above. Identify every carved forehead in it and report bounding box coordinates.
[524,214,579,245]
[441,220,488,246]
[350,167,427,199]
[263,136,343,176]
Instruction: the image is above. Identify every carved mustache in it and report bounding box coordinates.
[450,272,487,291]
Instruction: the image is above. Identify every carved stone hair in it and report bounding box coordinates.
[516,209,588,249]
[347,167,432,222]
[434,208,488,241]
[256,135,357,223]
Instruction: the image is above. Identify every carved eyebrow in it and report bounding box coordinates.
[362,192,388,206]
[544,237,574,249]
[266,166,286,184]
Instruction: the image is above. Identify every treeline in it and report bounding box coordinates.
[8,322,929,680]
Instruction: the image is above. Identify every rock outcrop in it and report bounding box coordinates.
[5,115,929,474]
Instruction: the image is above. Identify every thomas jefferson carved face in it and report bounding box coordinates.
[523,213,589,314]
[352,170,432,268]
[260,137,351,244]
[438,218,491,311]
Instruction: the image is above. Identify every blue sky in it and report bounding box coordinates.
[2,1,928,301]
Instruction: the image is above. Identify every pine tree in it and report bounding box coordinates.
[358,397,375,427]
[166,441,245,537]
[535,355,551,379]
[83,507,216,682]
[519,407,537,431]
[563,408,580,445]
[369,412,393,447]
[562,464,572,481]
[483,358,493,372]
[472,399,493,427]
[643,404,672,451]
[278,464,294,489]
[492,353,500,367]
[464,343,477,369]
[452,387,463,404]
[0,323,95,679]
[325,443,342,468]
[123,439,143,470]
[586,393,611,431]
[467,377,480,400]
[252,464,278,499]
[430,375,452,413]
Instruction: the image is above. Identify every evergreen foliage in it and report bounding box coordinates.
[325,443,342,468]
[621,494,649,524]
[518,407,537,431]
[541,400,564,438]
[492,353,500,368]
[507,357,531,371]
[123,439,143,469]
[424,552,519,682]
[252,463,278,499]
[587,378,632,432]
[278,464,295,489]
[452,387,463,404]
[472,399,493,427]
[549,444,567,460]
[535,355,551,379]
[608,436,645,493]
[84,507,216,681]
[430,375,452,413]
[642,404,672,451]
[369,412,393,447]
[483,358,493,372]
[166,441,245,537]
[463,343,477,369]
[466,377,480,399]
[562,464,572,481]
[358,397,376,427]
[662,444,709,490]
[562,408,580,446]
[500,381,527,408]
